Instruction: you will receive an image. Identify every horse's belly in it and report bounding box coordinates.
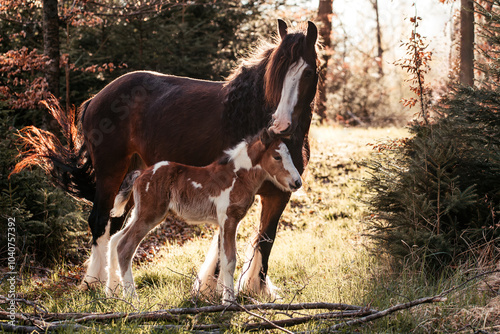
[168,198,217,226]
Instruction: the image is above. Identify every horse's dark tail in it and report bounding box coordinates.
[109,170,141,218]
[11,96,96,203]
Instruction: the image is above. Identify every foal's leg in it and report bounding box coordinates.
[238,191,290,299]
[116,208,164,299]
[107,224,131,296]
[193,230,220,298]
[218,218,239,304]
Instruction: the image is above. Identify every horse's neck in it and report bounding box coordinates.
[233,164,268,193]
[223,64,273,142]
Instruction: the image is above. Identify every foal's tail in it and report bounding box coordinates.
[110,170,141,218]
[11,96,96,203]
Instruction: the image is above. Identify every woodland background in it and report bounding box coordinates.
[0,0,499,332]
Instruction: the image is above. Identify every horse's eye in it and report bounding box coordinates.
[303,68,315,78]
[274,155,282,161]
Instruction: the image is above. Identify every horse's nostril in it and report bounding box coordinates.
[280,124,292,135]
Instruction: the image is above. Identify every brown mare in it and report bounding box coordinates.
[16,19,318,298]
[107,130,302,303]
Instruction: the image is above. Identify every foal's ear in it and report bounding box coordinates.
[260,129,274,148]
[306,21,318,49]
[278,19,288,40]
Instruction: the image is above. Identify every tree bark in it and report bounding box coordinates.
[316,0,333,123]
[460,0,474,86]
[373,0,383,76]
[43,0,60,98]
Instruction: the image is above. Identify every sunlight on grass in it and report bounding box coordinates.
[5,126,497,333]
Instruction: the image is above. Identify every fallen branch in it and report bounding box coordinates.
[0,295,445,333]
[0,301,372,323]
[320,295,447,332]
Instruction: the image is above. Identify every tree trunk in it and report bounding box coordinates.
[373,0,383,76]
[316,0,333,123]
[43,0,60,98]
[459,0,474,86]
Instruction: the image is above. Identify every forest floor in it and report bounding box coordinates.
[1,126,499,333]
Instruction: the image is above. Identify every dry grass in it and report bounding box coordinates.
[2,126,499,333]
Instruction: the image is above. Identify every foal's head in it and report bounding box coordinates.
[249,130,302,192]
[266,20,319,136]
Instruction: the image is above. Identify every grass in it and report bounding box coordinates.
[2,126,499,333]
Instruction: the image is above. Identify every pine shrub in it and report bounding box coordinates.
[363,2,500,272]
[0,107,88,267]
[364,100,500,271]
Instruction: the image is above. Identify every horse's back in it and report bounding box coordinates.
[82,71,228,167]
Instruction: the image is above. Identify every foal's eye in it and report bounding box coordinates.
[274,155,282,161]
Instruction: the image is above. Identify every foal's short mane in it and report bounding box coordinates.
[222,23,315,144]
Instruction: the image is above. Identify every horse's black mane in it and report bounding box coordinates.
[222,28,310,145]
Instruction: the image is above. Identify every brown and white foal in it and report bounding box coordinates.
[106,130,302,303]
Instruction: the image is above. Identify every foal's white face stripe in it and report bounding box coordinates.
[225,141,253,171]
[278,143,298,175]
[271,58,308,133]
[276,142,301,186]
[152,161,169,175]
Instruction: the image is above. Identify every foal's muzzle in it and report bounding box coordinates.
[289,179,302,191]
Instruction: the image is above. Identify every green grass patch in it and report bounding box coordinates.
[1,126,498,333]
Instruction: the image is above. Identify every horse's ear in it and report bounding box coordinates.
[260,129,274,148]
[306,21,318,49]
[278,19,288,40]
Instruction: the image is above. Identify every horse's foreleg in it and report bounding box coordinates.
[218,219,238,304]
[80,153,133,290]
[193,230,220,299]
[238,191,290,299]
[81,201,112,289]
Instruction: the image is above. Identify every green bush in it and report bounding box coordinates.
[0,107,88,267]
[363,2,500,273]
[363,100,500,271]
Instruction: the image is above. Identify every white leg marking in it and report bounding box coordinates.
[83,223,111,288]
[270,58,308,133]
[106,228,125,296]
[122,265,138,300]
[193,231,220,297]
[218,226,236,304]
[238,243,281,299]
[238,243,263,294]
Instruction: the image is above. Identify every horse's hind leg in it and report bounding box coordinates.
[116,209,164,299]
[238,191,290,299]
[107,208,136,296]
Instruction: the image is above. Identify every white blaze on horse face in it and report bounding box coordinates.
[275,142,301,191]
[152,161,169,175]
[225,141,252,171]
[270,58,308,134]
